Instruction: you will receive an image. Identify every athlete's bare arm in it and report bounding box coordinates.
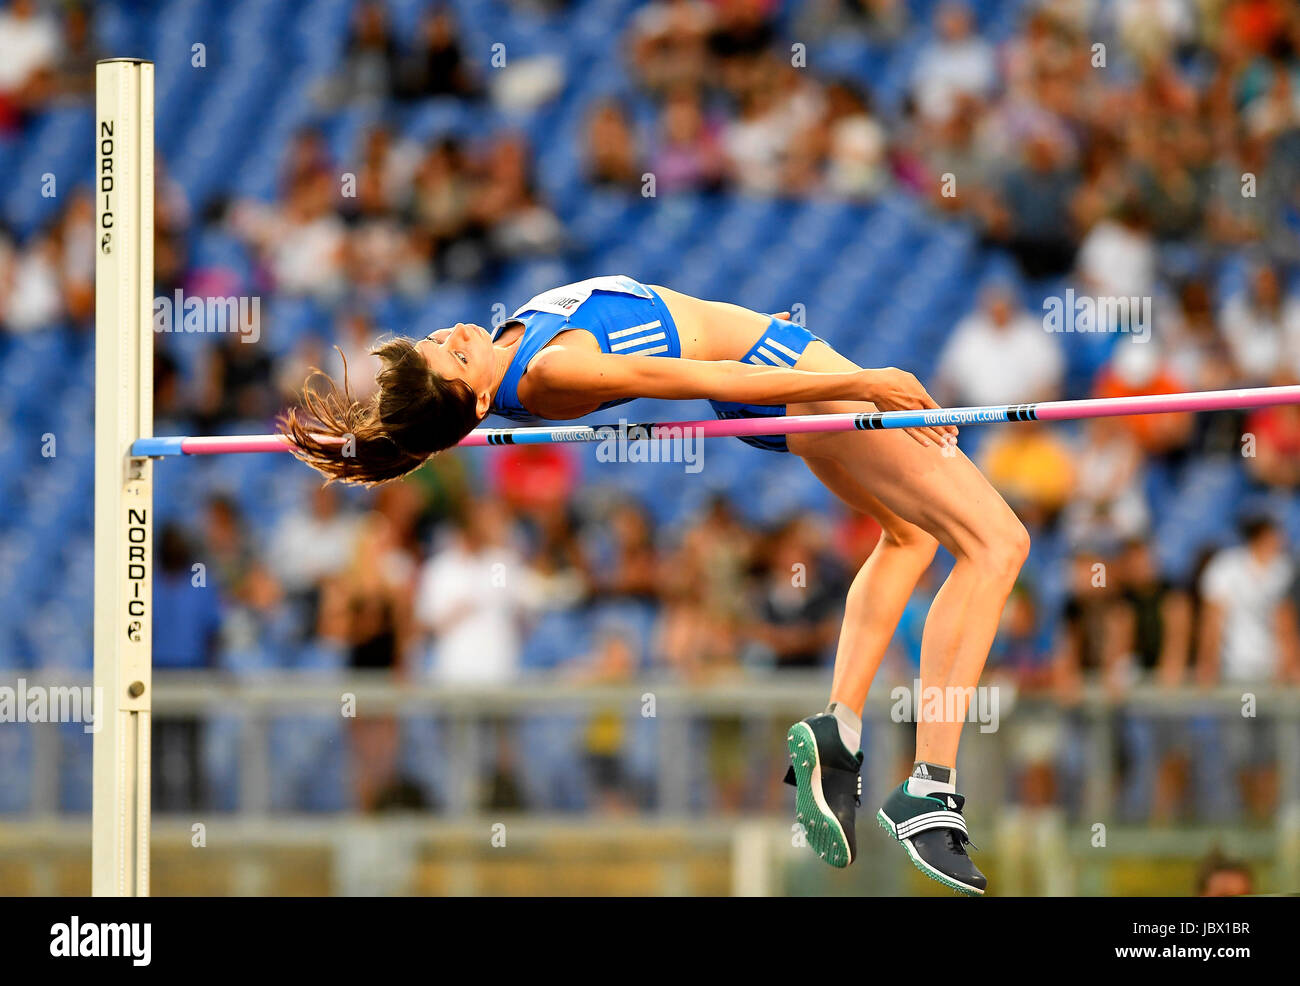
[523,345,956,446]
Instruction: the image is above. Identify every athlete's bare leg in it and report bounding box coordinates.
[801,455,937,713]
[787,343,1030,769]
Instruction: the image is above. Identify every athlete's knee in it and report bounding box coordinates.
[979,513,1030,582]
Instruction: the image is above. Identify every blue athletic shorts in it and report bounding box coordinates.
[709,316,824,452]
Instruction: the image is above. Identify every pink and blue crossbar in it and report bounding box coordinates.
[130,385,1300,456]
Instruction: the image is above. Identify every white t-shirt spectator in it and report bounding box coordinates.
[267,504,359,593]
[936,308,1064,407]
[1076,219,1156,301]
[415,540,523,683]
[0,3,59,93]
[910,33,996,122]
[269,214,347,298]
[826,114,887,198]
[1200,546,1294,682]
[5,237,63,331]
[1220,293,1300,384]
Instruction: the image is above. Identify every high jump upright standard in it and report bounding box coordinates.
[92,58,154,897]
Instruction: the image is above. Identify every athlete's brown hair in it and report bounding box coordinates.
[280,338,480,486]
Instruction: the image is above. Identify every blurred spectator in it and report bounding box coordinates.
[1243,384,1300,488]
[658,497,754,679]
[327,311,382,401]
[935,281,1064,407]
[58,191,94,324]
[1195,849,1254,897]
[1205,134,1275,247]
[1075,201,1157,303]
[473,133,565,259]
[350,126,421,220]
[1115,0,1196,65]
[415,500,527,682]
[1243,58,1300,142]
[569,627,641,815]
[585,100,642,189]
[1196,513,1298,819]
[1220,263,1300,384]
[987,583,1052,688]
[1113,539,1193,688]
[397,6,479,100]
[3,229,61,332]
[409,137,477,268]
[796,0,908,44]
[921,93,993,215]
[629,0,714,93]
[488,444,579,518]
[524,505,592,611]
[910,1,996,124]
[820,81,888,199]
[724,68,798,193]
[316,512,417,811]
[1093,339,1195,459]
[589,501,661,605]
[45,3,100,104]
[1053,548,1122,701]
[153,157,193,293]
[1111,538,1194,821]
[649,86,728,193]
[328,0,401,104]
[237,169,348,301]
[201,496,285,659]
[318,511,414,670]
[1164,280,1237,392]
[154,524,224,670]
[194,333,276,427]
[980,422,1076,527]
[707,0,777,97]
[1197,514,1298,686]
[1061,418,1150,547]
[745,517,845,669]
[0,0,59,131]
[152,524,223,812]
[990,584,1063,808]
[268,483,360,635]
[983,133,1080,278]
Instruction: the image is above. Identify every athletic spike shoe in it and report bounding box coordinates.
[877,781,986,895]
[783,713,863,868]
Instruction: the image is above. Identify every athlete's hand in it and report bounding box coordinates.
[864,368,958,449]
[768,311,792,322]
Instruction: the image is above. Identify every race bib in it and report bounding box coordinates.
[512,275,652,318]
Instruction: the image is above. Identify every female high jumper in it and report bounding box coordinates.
[284,275,1029,895]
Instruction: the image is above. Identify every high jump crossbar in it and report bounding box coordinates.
[131,385,1300,456]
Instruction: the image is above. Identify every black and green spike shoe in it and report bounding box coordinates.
[783,713,863,868]
[877,781,986,895]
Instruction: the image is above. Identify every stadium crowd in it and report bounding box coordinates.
[1,0,1299,822]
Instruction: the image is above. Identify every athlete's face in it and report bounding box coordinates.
[416,322,495,401]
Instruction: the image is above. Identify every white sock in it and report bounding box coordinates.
[825,701,861,754]
[906,761,956,798]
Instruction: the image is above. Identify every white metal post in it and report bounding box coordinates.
[93,58,155,897]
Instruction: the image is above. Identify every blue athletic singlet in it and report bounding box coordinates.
[489,275,823,452]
